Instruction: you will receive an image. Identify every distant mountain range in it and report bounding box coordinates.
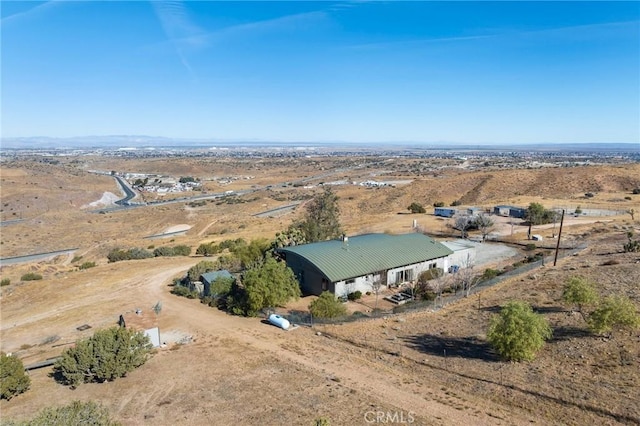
[1,135,638,152]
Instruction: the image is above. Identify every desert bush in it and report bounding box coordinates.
[53,327,151,388]
[525,243,537,251]
[10,400,119,426]
[407,202,426,214]
[633,188,640,195]
[482,268,499,280]
[171,285,199,299]
[1,278,10,287]
[588,295,640,334]
[347,291,362,301]
[418,268,444,283]
[107,248,153,262]
[450,200,462,206]
[79,262,96,270]
[196,242,219,256]
[71,255,83,263]
[575,205,583,214]
[488,301,552,362]
[1,353,30,400]
[21,272,42,281]
[601,259,620,266]
[562,276,598,315]
[625,196,632,200]
[309,291,347,319]
[433,201,445,208]
[623,231,640,253]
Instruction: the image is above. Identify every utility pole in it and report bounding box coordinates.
[553,209,565,266]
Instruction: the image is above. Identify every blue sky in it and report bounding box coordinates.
[1,1,639,144]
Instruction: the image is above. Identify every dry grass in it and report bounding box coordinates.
[1,157,639,425]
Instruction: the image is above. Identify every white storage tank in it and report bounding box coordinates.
[268,314,290,330]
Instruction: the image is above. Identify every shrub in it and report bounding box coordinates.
[407,202,426,214]
[71,255,83,263]
[487,301,552,361]
[525,243,537,251]
[1,353,30,400]
[17,400,119,425]
[433,201,445,208]
[450,200,462,206]
[418,268,444,283]
[562,276,598,314]
[171,285,199,299]
[107,248,153,263]
[21,272,42,281]
[482,268,499,280]
[79,262,96,270]
[625,196,632,200]
[574,205,582,215]
[309,291,347,319]
[588,295,640,334]
[0,278,10,287]
[53,327,151,388]
[623,231,640,253]
[633,188,640,195]
[347,291,362,301]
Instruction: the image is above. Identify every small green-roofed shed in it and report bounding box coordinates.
[278,233,453,289]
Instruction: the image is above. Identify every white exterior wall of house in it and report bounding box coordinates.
[441,241,477,271]
[333,256,451,298]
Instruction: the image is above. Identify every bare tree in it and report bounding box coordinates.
[628,208,635,221]
[454,215,472,239]
[371,270,386,311]
[474,214,495,242]
[456,253,479,297]
[429,268,451,308]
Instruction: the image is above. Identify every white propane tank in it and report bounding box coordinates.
[268,314,290,330]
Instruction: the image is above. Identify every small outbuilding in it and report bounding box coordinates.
[434,207,457,218]
[493,205,527,219]
[200,270,234,297]
[441,240,477,272]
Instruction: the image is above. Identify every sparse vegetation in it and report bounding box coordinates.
[347,290,362,301]
[487,301,553,362]
[21,272,42,281]
[407,202,426,214]
[107,247,153,262]
[309,291,347,319]
[433,201,445,207]
[1,353,30,400]
[53,327,152,388]
[588,295,640,335]
[526,202,559,225]
[78,261,96,270]
[1,278,10,287]
[562,276,598,319]
[623,231,640,252]
[153,245,191,257]
[4,400,120,426]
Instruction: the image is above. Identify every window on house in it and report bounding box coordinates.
[429,263,437,269]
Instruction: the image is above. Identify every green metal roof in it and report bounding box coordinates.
[279,233,453,283]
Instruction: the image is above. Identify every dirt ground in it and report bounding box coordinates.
[1,158,640,425]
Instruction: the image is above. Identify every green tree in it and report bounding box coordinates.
[407,202,426,214]
[588,295,640,335]
[187,261,218,282]
[562,276,598,319]
[295,188,343,243]
[272,226,308,249]
[309,291,347,319]
[487,301,552,362]
[209,276,235,298]
[228,256,301,316]
[526,203,546,225]
[1,353,30,400]
[53,327,152,388]
[8,400,120,426]
[623,231,640,253]
[234,238,271,269]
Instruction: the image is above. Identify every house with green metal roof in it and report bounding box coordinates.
[277,233,454,298]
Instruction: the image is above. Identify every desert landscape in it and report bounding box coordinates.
[1,153,639,425]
